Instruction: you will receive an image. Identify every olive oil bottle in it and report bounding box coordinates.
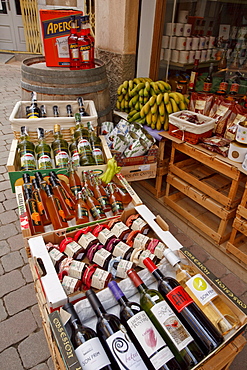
[35,128,53,170]
[18,126,36,171]
[51,124,70,168]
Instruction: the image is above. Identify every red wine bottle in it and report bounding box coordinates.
[108,280,182,370]
[86,288,149,370]
[143,258,224,355]
[62,302,113,370]
[127,269,204,370]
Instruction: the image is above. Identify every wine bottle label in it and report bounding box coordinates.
[185,273,218,305]
[80,44,90,62]
[106,326,148,370]
[133,234,150,249]
[203,82,212,92]
[76,205,88,219]
[32,191,45,215]
[111,200,124,214]
[29,200,42,225]
[131,218,148,233]
[20,153,36,170]
[127,311,174,369]
[111,222,129,237]
[188,71,197,88]
[55,150,69,168]
[54,198,67,222]
[150,300,193,351]
[195,100,206,111]
[90,205,105,219]
[78,232,97,250]
[78,139,92,155]
[219,82,228,92]
[98,195,110,208]
[215,104,228,117]
[70,185,81,197]
[98,228,115,245]
[68,260,85,279]
[116,260,133,279]
[37,154,52,169]
[91,268,109,290]
[27,111,40,119]
[230,83,239,93]
[62,276,79,295]
[166,286,194,313]
[113,241,131,258]
[71,152,80,167]
[64,241,82,258]
[69,43,79,60]
[49,249,64,265]
[75,337,111,370]
[93,248,111,267]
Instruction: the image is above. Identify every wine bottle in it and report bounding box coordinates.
[69,127,80,167]
[82,186,106,220]
[77,97,90,117]
[188,59,199,93]
[32,178,51,226]
[78,16,92,69]
[24,188,45,235]
[203,63,214,92]
[51,124,70,169]
[84,14,95,68]
[44,184,69,230]
[18,126,36,171]
[49,176,75,221]
[53,105,59,117]
[75,191,89,225]
[90,173,111,212]
[163,249,240,335]
[106,182,124,215]
[35,128,53,170]
[49,171,76,207]
[86,288,149,370]
[108,280,182,370]
[63,302,113,370]
[26,92,41,119]
[66,104,73,117]
[68,15,80,70]
[68,165,82,198]
[127,269,204,370]
[143,258,224,355]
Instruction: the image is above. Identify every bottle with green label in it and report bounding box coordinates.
[163,249,240,335]
[18,126,36,171]
[35,128,53,170]
[51,124,70,168]
[69,127,80,167]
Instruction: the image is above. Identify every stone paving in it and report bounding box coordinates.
[0,57,246,370]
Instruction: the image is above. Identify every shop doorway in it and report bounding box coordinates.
[0,0,26,51]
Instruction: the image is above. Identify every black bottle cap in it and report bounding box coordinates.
[32,178,40,189]
[24,187,32,199]
[22,173,31,183]
[45,184,53,196]
[49,176,57,187]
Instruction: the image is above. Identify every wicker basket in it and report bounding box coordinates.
[9,100,98,143]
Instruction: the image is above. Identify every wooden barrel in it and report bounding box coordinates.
[21,56,112,123]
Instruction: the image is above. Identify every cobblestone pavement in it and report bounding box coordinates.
[0,57,246,369]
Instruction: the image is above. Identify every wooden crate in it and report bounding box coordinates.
[164,139,247,244]
[226,182,247,268]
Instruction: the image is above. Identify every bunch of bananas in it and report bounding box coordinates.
[116,78,189,131]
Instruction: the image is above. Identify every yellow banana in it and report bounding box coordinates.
[121,99,125,110]
[143,96,149,103]
[117,84,123,95]
[129,94,139,106]
[156,115,162,131]
[169,92,181,104]
[117,94,123,102]
[162,81,172,91]
[149,95,157,107]
[139,96,144,104]
[133,78,142,84]
[159,101,165,116]
[140,105,146,119]
[145,81,151,91]
[151,82,160,95]
[152,112,158,124]
[164,112,169,131]
[128,111,141,122]
[128,79,134,90]
[179,100,187,110]
[121,87,127,95]
[124,92,129,101]
[184,97,190,106]
[143,87,149,97]
[150,88,156,96]
[123,80,129,90]
[134,101,140,111]
[128,109,138,118]
[159,114,166,123]
[139,88,144,97]
[170,97,180,113]
[156,93,163,106]
[165,101,173,114]
[157,81,166,92]
[146,111,152,126]
[143,101,150,115]
[175,91,185,101]
[164,92,170,105]
[151,103,158,114]
[116,101,121,110]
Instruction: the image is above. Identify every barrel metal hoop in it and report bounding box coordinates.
[21,81,109,95]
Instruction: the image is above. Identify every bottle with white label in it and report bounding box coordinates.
[86,288,149,370]
[127,268,205,370]
[163,249,240,335]
[62,302,113,370]
[108,281,181,370]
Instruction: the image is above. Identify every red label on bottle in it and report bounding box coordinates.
[203,82,212,92]
[166,286,193,312]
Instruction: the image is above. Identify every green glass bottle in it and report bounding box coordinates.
[51,124,70,168]
[74,113,89,141]
[18,126,36,171]
[35,128,53,170]
[69,127,80,168]
[87,121,102,149]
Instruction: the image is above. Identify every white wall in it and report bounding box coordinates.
[136,0,156,77]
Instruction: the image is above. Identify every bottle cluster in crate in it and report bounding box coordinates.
[18,114,103,171]
[22,170,132,235]
[59,249,240,370]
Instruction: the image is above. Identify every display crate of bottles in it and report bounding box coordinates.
[9,99,98,139]
[27,220,247,370]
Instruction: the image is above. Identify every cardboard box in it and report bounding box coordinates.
[120,162,157,182]
[7,134,110,192]
[39,9,82,67]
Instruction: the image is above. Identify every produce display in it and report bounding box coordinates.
[115,78,189,131]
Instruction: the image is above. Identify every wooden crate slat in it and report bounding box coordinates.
[237,205,247,220]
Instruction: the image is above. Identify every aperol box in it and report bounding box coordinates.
[39,9,82,67]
